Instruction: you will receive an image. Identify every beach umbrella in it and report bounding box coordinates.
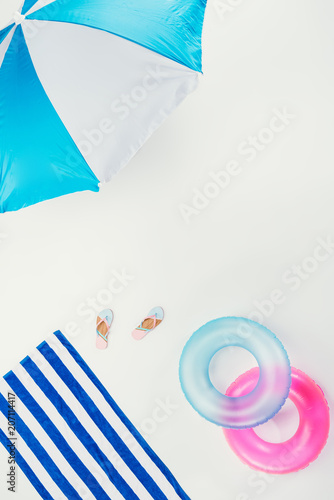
[0,0,207,213]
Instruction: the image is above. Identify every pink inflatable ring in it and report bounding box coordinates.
[224,367,330,474]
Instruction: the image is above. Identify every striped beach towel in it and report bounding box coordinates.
[0,331,190,499]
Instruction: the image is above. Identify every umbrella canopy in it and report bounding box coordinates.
[0,0,207,213]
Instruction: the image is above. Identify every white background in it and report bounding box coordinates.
[1,0,334,499]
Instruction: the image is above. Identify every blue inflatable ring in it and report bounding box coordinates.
[179,317,291,429]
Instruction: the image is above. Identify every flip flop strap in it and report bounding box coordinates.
[137,314,157,332]
[97,317,110,342]
[97,317,110,328]
[97,330,108,342]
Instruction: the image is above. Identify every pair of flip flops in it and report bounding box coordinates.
[96,306,164,349]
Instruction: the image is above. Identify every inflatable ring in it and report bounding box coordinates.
[179,317,291,428]
[224,367,330,473]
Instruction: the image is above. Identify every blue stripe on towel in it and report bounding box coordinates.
[21,356,139,500]
[54,330,191,500]
[0,393,82,500]
[0,427,54,500]
[0,331,190,500]
[38,340,168,500]
[3,375,110,500]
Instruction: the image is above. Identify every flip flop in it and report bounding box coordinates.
[96,309,113,350]
[132,306,164,341]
